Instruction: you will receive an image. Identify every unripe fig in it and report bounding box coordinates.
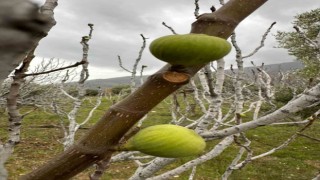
[121,124,206,158]
[149,34,231,66]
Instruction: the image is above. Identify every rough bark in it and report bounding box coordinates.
[196,59,225,133]
[0,50,35,179]
[60,26,93,149]
[21,0,268,179]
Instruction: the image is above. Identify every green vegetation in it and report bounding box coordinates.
[0,95,319,180]
[276,8,320,78]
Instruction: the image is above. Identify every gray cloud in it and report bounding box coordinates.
[30,0,318,79]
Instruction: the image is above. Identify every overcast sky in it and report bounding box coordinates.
[29,0,319,80]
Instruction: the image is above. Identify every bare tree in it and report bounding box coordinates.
[50,24,106,150]
[20,1,271,179]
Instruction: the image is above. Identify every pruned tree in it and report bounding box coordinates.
[20,1,275,179]
[0,0,318,180]
[118,34,148,93]
[50,24,104,150]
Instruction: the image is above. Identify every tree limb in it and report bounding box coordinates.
[21,1,268,179]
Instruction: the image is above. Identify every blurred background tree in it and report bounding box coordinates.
[276,8,320,78]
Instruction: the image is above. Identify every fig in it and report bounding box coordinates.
[149,34,231,66]
[121,124,206,158]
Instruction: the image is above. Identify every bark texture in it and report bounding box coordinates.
[21,0,268,179]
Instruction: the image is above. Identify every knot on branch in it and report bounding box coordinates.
[192,13,238,37]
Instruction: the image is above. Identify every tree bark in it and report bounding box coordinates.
[0,0,57,84]
[202,82,320,139]
[21,0,268,179]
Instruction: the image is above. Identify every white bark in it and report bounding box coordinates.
[190,79,207,114]
[170,92,180,124]
[118,34,147,92]
[56,25,95,150]
[232,112,318,170]
[252,64,275,121]
[188,166,197,180]
[312,173,320,180]
[197,69,210,96]
[223,142,251,179]
[129,158,176,180]
[202,82,320,139]
[196,59,225,132]
[148,136,234,180]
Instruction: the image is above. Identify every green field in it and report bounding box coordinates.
[0,96,319,180]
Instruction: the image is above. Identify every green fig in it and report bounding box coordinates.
[149,34,231,66]
[121,124,206,158]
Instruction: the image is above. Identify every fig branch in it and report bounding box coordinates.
[21,0,268,179]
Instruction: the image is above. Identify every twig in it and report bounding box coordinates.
[78,88,103,127]
[222,132,252,179]
[162,22,177,34]
[231,112,318,170]
[130,34,148,91]
[118,55,132,73]
[21,106,38,118]
[149,136,234,180]
[202,82,320,139]
[270,120,310,126]
[297,133,320,143]
[188,166,197,180]
[140,65,147,85]
[118,34,148,92]
[23,61,85,77]
[243,22,276,59]
[194,0,200,18]
[89,154,112,180]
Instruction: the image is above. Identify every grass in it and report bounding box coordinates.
[0,95,319,180]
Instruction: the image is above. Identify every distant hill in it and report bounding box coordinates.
[84,76,147,89]
[83,61,304,89]
[239,61,303,75]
